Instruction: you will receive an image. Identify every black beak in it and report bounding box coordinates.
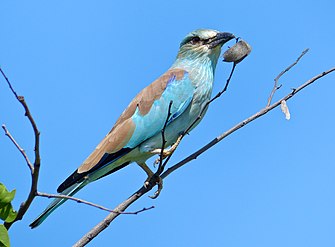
[209,32,235,49]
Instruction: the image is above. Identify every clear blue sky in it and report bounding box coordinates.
[1,1,335,246]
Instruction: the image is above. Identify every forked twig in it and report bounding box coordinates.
[1,67,41,229]
[267,49,309,106]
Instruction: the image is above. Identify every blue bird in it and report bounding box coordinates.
[30,29,235,228]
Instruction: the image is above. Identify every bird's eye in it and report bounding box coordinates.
[190,36,201,45]
[203,38,210,44]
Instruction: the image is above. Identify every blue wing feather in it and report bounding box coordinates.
[168,96,193,125]
[125,71,194,149]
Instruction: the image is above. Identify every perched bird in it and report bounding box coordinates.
[30,29,235,228]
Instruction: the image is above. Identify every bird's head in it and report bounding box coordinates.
[175,29,235,69]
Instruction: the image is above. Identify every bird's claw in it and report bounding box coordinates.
[152,135,183,164]
[143,174,163,199]
[149,176,163,199]
[144,181,150,188]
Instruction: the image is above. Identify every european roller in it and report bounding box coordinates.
[30,29,235,228]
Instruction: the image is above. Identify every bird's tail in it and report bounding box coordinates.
[29,181,87,228]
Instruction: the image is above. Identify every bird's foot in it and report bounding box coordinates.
[144,174,163,199]
[151,135,183,164]
[149,175,163,199]
[153,149,172,165]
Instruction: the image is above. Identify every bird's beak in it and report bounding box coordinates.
[209,32,235,49]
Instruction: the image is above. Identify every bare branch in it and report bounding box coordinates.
[74,63,335,246]
[1,67,41,229]
[1,124,34,172]
[73,186,153,247]
[36,192,154,214]
[267,49,309,106]
[162,66,335,178]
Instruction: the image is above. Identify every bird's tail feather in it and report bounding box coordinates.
[29,181,87,228]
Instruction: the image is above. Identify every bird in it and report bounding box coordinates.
[30,28,235,228]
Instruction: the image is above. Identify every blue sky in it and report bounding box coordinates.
[1,1,335,246]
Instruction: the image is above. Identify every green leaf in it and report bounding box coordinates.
[0,224,10,247]
[0,184,16,204]
[0,204,17,223]
[0,184,17,223]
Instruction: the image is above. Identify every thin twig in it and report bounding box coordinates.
[74,64,335,247]
[218,62,237,97]
[0,67,19,99]
[1,124,34,172]
[36,192,154,214]
[267,49,309,106]
[1,68,41,229]
[145,101,174,199]
[157,100,173,172]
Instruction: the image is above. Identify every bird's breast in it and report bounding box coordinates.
[189,66,214,115]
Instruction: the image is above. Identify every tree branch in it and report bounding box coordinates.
[162,66,335,178]
[0,67,41,229]
[74,53,335,246]
[73,185,154,247]
[36,192,154,214]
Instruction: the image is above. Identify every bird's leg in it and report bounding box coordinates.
[136,162,163,198]
[137,162,154,187]
[137,134,183,199]
[151,134,183,164]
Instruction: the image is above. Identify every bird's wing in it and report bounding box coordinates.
[57,68,194,192]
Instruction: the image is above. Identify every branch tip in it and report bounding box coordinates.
[267,48,310,106]
[1,68,41,229]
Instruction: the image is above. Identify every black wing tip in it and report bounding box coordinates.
[57,148,133,193]
[57,170,85,193]
[29,205,54,229]
[29,218,43,229]
[29,221,39,229]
